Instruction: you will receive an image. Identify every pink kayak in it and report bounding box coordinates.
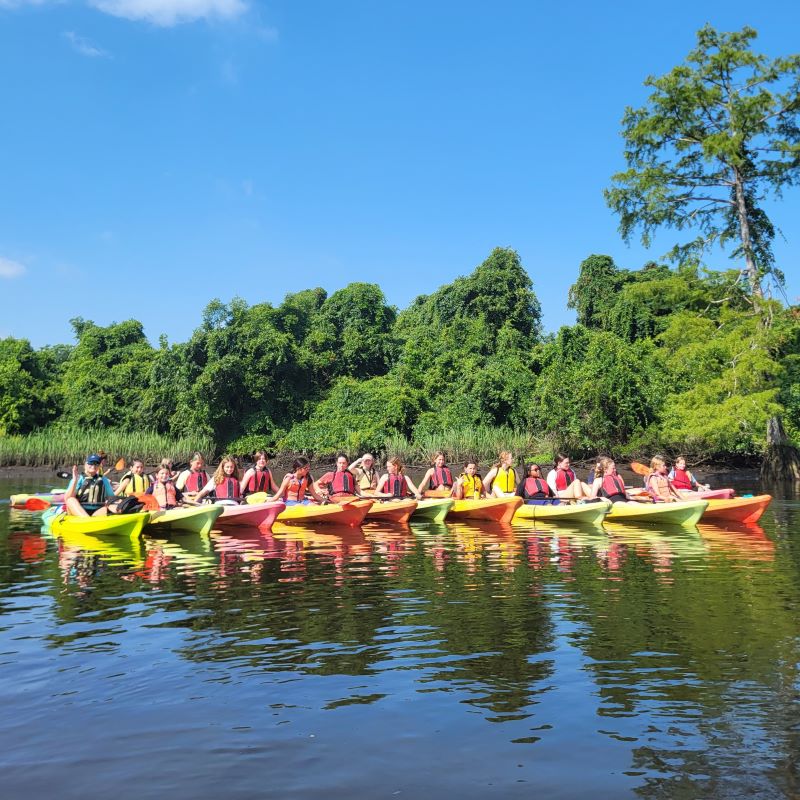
[679,488,736,500]
[216,501,286,530]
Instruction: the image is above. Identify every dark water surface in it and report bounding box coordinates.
[2,475,799,799]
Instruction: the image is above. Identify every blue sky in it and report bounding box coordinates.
[1,0,798,347]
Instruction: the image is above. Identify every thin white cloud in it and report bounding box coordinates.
[63,30,110,58]
[0,0,49,8]
[0,257,26,279]
[88,0,246,26]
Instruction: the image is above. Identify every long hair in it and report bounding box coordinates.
[388,456,404,474]
[291,456,310,473]
[213,456,240,484]
[597,456,614,476]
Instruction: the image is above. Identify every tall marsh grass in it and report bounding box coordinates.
[0,428,215,467]
[383,427,552,466]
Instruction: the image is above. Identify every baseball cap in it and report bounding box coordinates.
[87,454,102,465]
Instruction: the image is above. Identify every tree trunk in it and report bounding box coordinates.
[761,416,800,483]
[733,167,763,299]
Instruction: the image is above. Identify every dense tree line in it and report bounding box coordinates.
[0,246,796,461]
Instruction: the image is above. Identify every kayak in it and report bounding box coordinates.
[216,501,286,529]
[702,495,772,524]
[677,488,736,500]
[10,492,64,508]
[278,499,373,527]
[447,497,522,524]
[604,499,708,527]
[147,504,224,535]
[365,498,418,524]
[514,500,611,525]
[411,498,454,522]
[43,507,151,538]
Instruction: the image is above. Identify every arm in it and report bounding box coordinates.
[175,470,189,491]
[404,476,422,500]
[115,477,130,497]
[307,476,327,504]
[240,468,254,496]
[589,477,602,500]
[194,478,216,502]
[417,468,433,493]
[65,467,79,500]
[347,456,363,471]
[483,467,497,492]
[268,475,290,502]
[546,470,558,494]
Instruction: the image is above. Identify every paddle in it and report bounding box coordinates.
[108,457,125,475]
[630,461,650,476]
[24,497,52,511]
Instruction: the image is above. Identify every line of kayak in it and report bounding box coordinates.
[35,492,773,537]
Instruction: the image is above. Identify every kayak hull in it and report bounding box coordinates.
[11,492,64,509]
[43,508,151,538]
[448,497,523,524]
[514,500,611,525]
[278,499,373,527]
[365,498,417,524]
[148,505,224,535]
[604,500,708,527]
[703,495,772,524]
[217,501,286,530]
[412,498,455,522]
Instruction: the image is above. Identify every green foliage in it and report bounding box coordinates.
[605,24,800,295]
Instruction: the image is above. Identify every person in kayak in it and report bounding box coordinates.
[63,455,119,517]
[590,457,643,503]
[645,456,683,503]
[418,452,455,496]
[453,461,486,500]
[240,450,279,498]
[484,451,518,497]
[517,464,560,505]
[546,454,592,500]
[116,459,153,497]
[194,457,243,504]
[376,458,422,500]
[348,453,379,493]
[668,456,709,494]
[145,465,185,509]
[317,454,363,500]
[176,452,209,496]
[271,457,327,505]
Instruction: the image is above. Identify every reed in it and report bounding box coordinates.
[383,427,551,466]
[0,428,215,467]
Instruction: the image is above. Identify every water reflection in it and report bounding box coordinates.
[2,478,800,797]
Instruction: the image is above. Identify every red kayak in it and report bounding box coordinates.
[702,495,772,524]
[216,501,286,530]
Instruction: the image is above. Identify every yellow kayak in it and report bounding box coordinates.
[43,508,151,538]
[514,500,611,525]
[147,505,224,535]
[604,499,708,527]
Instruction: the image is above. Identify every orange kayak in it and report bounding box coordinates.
[365,498,418,524]
[702,495,772,524]
[278,499,373,527]
[447,497,522,524]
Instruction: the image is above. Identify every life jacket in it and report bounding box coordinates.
[600,474,627,500]
[286,473,311,502]
[151,480,178,509]
[328,470,355,495]
[461,474,483,499]
[385,473,409,498]
[647,473,672,501]
[670,468,695,491]
[214,477,242,502]
[183,470,208,494]
[430,466,454,489]
[245,468,273,495]
[555,468,576,491]
[75,474,111,507]
[121,472,152,496]
[521,477,551,499]
[357,467,377,490]
[493,466,517,493]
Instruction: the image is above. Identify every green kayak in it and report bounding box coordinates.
[514,500,611,525]
[147,505,224,535]
[412,498,454,522]
[604,499,708,527]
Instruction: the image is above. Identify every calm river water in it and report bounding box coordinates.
[1,474,799,799]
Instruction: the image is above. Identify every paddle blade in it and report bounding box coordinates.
[134,493,160,511]
[630,461,650,476]
[25,497,52,511]
[114,457,126,471]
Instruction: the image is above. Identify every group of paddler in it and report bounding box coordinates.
[59,447,713,518]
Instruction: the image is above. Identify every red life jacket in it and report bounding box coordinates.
[600,474,626,499]
[328,470,355,495]
[555,468,576,491]
[430,466,453,489]
[386,473,408,498]
[215,477,242,501]
[184,470,208,493]
[152,480,178,509]
[246,468,272,494]
[287,473,310,502]
[671,468,694,491]
[523,477,551,499]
